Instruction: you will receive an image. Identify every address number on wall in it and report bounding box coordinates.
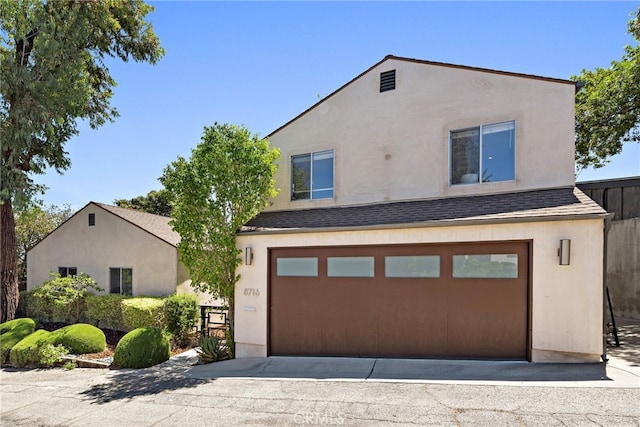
[244,288,260,297]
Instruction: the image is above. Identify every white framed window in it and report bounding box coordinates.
[450,121,515,185]
[110,267,133,295]
[291,150,334,200]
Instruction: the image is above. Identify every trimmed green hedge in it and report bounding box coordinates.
[48,324,106,354]
[122,298,166,330]
[9,329,52,367]
[85,294,127,331]
[0,318,37,364]
[19,290,202,336]
[113,327,171,369]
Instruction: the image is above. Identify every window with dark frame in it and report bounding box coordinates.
[58,267,78,277]
[88,213,95,226]
[110,267,133,296]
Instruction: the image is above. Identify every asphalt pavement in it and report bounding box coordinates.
[1,318,639,426]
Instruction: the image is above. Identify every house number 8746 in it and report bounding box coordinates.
[244,288,260,297]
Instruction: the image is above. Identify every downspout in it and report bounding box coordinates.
[601,214,613,362]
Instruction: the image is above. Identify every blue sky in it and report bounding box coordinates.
[34,1,640,209]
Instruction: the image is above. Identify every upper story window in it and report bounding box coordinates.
[291,150,334,200]
[450,121,515,185]
[88,213,95,226]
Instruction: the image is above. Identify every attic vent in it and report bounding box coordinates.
[88,213,95,226]
[380,70,396,92]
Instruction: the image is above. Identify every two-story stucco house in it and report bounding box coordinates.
[233,55,609,363]
[27,202,216,305]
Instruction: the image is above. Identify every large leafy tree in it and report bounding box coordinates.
[0,0,164,322]
[114,189,173,217]
[574,6,640,172]
[15,201,74,287]
[160,123,280,349]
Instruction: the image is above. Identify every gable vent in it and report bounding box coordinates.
[380,70,396,92]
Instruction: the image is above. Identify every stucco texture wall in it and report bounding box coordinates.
[234,218,604,363]
[267,58,576,212]
[607,218,640,320]
[27,204,177,297]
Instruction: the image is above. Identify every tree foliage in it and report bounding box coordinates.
[160,123,280,335]
[573,7,640,171]
[0,0,164,322]
[15,202,74,286]
[114,189,173,217]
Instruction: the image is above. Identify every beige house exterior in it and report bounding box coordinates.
[27,202,216,305]
[234,55,609,362]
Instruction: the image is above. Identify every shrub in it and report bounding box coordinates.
[39,344,69,367]
[165,294,198,346]
[32,273,102,323]
[9,329,53,367]
[85,294,128,331]
[48,324,106,354]
[18,289,67,324]
[196,335,230,364]
[0,318,37,364]
[121,298,166,331]
[112,327,171,369]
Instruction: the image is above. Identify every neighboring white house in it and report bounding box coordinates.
[233,55,609,362]
[27,202,217,305]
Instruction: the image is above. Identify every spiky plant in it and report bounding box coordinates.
[196,335,231,364]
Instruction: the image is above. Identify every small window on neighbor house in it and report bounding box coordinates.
[88,213,95,226]
[58,267,77,277]
[380,70,396,92]
[291,150,334,200]
[110,267,133,295]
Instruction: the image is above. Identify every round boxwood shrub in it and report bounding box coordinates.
[49,323,106,354]
[9,329,52,367]
[0,318,37,364]
[113,326,171,369]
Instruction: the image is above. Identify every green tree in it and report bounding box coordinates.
[15,202,74,287]
[0,0,164,322]
[573,6,640,172]
[114,189,173,217]
[160,123,280,349]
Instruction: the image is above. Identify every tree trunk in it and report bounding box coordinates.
[1,200,19,323]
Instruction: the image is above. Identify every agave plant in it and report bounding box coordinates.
[196,335,231,364]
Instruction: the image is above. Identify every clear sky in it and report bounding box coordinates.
[33,1,640,209]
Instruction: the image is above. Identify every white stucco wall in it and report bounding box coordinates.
[234,218,604,362]
[27,204,177,296]
[267,58,576,211]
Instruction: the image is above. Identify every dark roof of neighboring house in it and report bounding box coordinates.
[268,54,575,137]
[242,187,608,234]
[95,203,180,247]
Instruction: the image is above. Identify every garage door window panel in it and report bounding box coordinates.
[327,257,374,277]
[276,257,318,277]
[452,254,518,278]
[385,256,440,278]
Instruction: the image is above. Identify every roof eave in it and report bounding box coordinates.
[239,211,612,236]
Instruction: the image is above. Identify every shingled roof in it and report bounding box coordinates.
[96,203,180,246]
[243,187,608,233]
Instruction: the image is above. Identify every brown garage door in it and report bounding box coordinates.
[269,241,529,359]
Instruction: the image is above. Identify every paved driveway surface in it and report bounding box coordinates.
[1,318,639,426]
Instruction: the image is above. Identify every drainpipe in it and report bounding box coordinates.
[601,214,613,362]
